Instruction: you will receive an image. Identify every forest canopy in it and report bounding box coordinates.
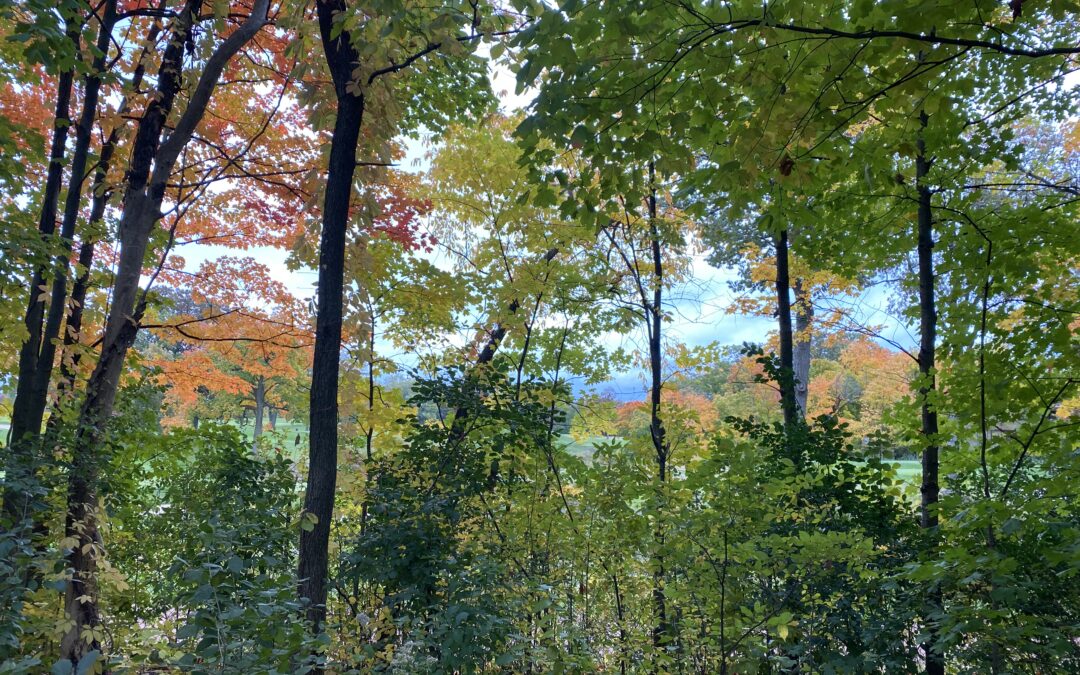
[0,0,1078,673]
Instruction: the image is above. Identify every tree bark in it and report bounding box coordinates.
[360,313,375,464]
[613,572,629,675]
[3,17,80,523]
[916,112,945,675]
[50,9,164,420]
[29,0,119,443]
[646,167,672,665]
[792,278,812,418]
[774,229,798,428]
[253,375,265,450]
[298,0,365,631]
[59,0,269,662]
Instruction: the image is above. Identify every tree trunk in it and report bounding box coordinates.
[253,375,265,450]
[29,0,119,444]
[2,18,79,523]
[916,113,945,675]
[792,278,812,418]
[774,229,798,429]
[60,314,142,664]
[268,407,278,430]
[59,0,269,662]
[646,168,671,665]
[50,9,163,422]
[298,1,365,628]
[365,313,375,461]
[613,572,629,675]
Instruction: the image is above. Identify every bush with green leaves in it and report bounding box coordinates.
[106,424,316,673]
[678,349,920,672]
[338,365,559,673]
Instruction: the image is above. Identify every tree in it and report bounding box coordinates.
[0,0,1077,671]
[58,0,272,662]
[2,0,96,523]
[297,0,503,632]
[143,259,313,445]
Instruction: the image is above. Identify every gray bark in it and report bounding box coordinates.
[793,278,813,418]
[253,376,265,450]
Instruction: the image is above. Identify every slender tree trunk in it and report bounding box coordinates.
[613,572,629,675]
[3,18,80,523]
[446,246,559,442]
[646,168,671,665]
[357,313,376,534]
[792,278,812,418]
[29,0,119,442]
[915,113,945,675]
[253,375,265,450]
[59,0,269,661]
[50,9,163,422]
[53,239,96,403]
[298,2,365,628]
[774,229,798,428]
[366,314,375,461]
[269,407,278,430]
[719,530,729,675]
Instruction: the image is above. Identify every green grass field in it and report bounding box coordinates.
[557,433,922,485]
[891,460,921,483]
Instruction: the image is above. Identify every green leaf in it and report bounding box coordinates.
[75,651,100,675]
[50,660,73,675]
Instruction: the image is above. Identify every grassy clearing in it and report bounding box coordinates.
[194,424,924,487]
[559,434,923,485]
[890,460,921,483]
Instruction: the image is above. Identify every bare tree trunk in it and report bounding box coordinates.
[646,167,671,665]
[298,0,365,632]
[2,17,80,523]
[253,375,265,450]
[28,0,119,446]
[774,229,798,429]
[59,0,269,662]
[792,278,812,418]
[916,112,945,675]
